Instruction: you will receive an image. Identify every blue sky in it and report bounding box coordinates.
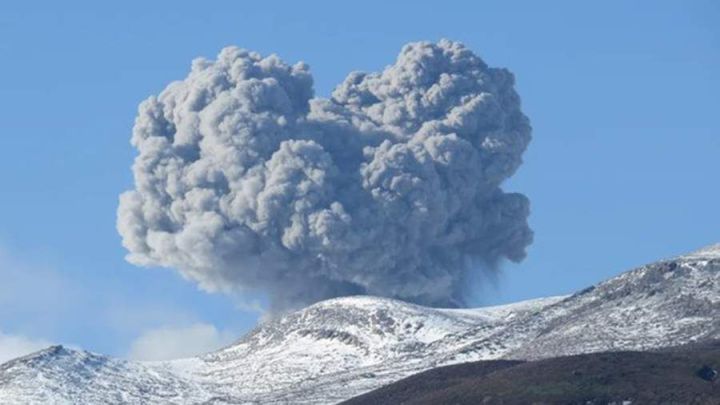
[0,1,718,360]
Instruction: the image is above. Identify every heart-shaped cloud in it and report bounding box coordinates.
[117,39,532,312]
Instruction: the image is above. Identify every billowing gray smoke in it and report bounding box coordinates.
[117,40,533,312]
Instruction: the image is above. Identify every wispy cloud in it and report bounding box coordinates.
[0,331,51,364]
[0,244,247,358]
[128,323,236,361]
[0,247,79,325]
[0,246,67,363]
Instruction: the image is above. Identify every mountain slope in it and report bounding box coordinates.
[446,243,720,363]
[183,295,564,404]
[0,346,208,404]
[343,340,720,405]
[1,244,719,404]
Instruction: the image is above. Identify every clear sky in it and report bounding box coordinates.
[0,1,718,360]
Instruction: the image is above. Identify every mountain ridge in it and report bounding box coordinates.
[1,243,719,404]
[343,340,720,405]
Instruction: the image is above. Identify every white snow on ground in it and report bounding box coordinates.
[1,245,719,404]
[683,243,720,260]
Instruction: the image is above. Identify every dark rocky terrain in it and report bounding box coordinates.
[344,340,720,405]
[1,244,718,404]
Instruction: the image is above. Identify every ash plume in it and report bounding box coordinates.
[117,40,533,312]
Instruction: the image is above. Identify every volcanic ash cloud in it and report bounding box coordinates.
[117,40,533,312]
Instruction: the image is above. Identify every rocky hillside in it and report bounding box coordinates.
[344,340,720,405]
[0,244,718,404]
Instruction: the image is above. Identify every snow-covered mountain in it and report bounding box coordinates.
[1,244,719,404]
